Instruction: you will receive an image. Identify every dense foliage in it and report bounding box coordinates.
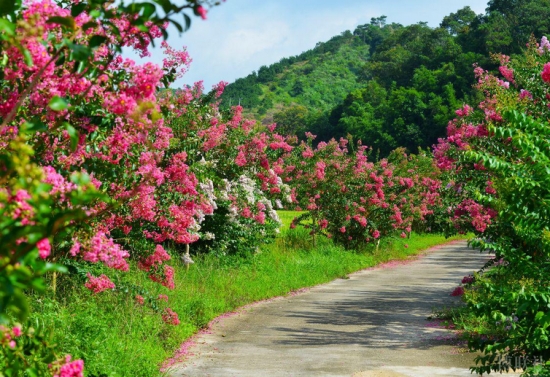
[437,37,550,376]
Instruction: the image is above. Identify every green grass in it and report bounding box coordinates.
[29,222,468,377]
[276,210,305,231]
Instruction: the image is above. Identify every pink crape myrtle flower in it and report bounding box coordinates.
[162,307,180,325]
[450,286,465,297]
[196,6,207,20]
[83,232,129,271]
[37,238,51,259]
[542,62,550,83]
[84,273,115,294]
[12,326,22,337]
[52,355,84,377]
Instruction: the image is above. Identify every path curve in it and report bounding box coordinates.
[169,241,518,377]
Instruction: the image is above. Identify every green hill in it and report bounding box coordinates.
[220,0,550,156]
[220,29,376,123]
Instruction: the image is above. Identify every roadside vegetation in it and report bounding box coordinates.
[30,216,466,376]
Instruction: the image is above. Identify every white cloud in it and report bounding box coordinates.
[125,0,491,89]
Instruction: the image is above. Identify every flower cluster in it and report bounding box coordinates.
[50,355,85,377]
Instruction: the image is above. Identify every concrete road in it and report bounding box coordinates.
[169,241,520,377]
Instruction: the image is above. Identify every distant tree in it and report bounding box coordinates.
[290,80,304,97]
[273,105,309,136]
[440,6,477,35]
[480,0,550,54]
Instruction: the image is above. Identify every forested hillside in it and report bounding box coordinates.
[220,0,550,155]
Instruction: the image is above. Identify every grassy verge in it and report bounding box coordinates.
[29,216,468,377]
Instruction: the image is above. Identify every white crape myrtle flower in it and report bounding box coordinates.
[189,219,201,232]
[275,199,283,209]
[200,179,217,210]
[218,179,231,201]
[202,232,215,240]
[182,253,194,265]
[268,208,281,223]
[260,198,281,224]
[227,205,239,222]
[238,175,256,204]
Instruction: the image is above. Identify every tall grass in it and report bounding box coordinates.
[29,214,468,376]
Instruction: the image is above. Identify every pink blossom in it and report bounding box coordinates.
[84,273,115,294]
[158,294,169,302]
[69,241,81,256]
[12,326,22,337]
[450,286,464,297]
[485,181,497,195]
[235,150,247,166]
[53,356,84,377]
[138,245,171,271]
[212,81,227,98]
[43,166,77,199]
[372,230,380,239]
[161,42,191,79]
[162,307,180,325]
[339,226,346,233]
[196,6,207,20]
[519,89,533,100]
[37,238,51,259]
[135,295,145,305]
[83,232,129,271]
[315,161,326,180]
[302,148,314,158]
[538,36,550,54]
[499,66,514,82]
[542,63,550,83]
[455,104,473,117]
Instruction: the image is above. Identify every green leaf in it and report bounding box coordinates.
[21,47,33,66]
[46,16,76,30]
[48,96,68,111]
[140,2,156,18]
[89,9,101,18]
[64,123,79,151]
[170,19,183,33]
[0,0,19,16]
[89,35,108,48]
[0,19,15,36]
[23,121,47,132]
[70,2,87,17]
[82,21,98,31]
[66,42,92,61]
[153,0,172,13]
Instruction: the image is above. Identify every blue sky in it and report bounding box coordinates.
[128,0,489,89]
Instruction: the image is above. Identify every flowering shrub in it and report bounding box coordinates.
[0,0,223,374]
[282,133,442,249]
[436,37,550,375]
[160,88,292,256]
